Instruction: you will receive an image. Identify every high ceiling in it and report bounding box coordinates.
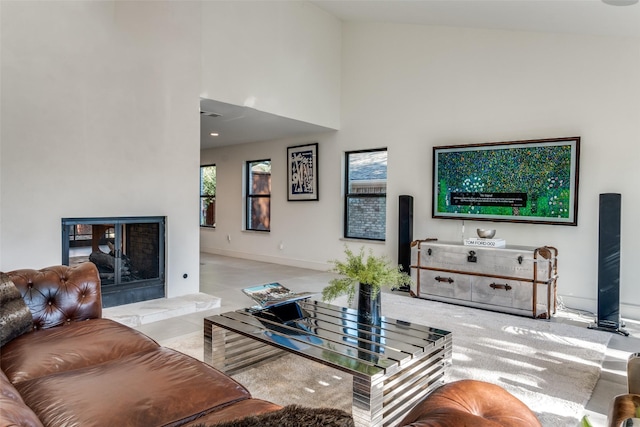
[311,0,640,39]
[200,99,334,150]
[201,0,640,149]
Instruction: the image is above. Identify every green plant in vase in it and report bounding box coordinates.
[323,245,412,325]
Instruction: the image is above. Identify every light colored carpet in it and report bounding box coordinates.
[161,293,611,427]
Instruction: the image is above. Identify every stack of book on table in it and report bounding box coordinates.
[463,238,506,248]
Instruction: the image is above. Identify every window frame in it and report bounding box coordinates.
[200,164,216,228]
[245,159,272,232]
[344,148,388,241]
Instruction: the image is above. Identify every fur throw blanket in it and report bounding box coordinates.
[193,405,354,427]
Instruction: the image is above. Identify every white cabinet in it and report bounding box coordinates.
[410,240,558,319]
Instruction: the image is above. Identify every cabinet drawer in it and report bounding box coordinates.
[415,243,555,280]
[471,277,531,310]
[418,270,471,300]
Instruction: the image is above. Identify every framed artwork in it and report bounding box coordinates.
[432,136,580,225]
[287,143,319,201]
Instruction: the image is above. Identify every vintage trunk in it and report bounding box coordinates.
[410,241,558,319]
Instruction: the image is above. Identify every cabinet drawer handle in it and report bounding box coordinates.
[467,251,477,263]
[490,283,512,291]
[435,276,454,284]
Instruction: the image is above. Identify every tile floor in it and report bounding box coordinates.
[119,253,639,427]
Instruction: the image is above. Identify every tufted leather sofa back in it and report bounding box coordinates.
[7,263,102,329]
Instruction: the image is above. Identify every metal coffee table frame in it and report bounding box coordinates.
[204,300,452,427]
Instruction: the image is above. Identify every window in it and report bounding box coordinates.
[344,149,387,240]
[200,164,216,227]
[246,159,271,231]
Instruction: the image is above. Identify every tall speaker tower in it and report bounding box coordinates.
[589,193,628,335]
[396,195,413,292]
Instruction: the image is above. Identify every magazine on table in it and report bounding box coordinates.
[242,282,316,309]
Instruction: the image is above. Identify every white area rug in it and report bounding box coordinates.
[162,293,611,426]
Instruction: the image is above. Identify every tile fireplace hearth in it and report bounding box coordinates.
[62,216,166,308]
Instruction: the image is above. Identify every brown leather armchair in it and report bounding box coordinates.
[608,353,640,427]
[397,379,542,427]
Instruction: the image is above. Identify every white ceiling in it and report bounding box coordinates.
[200,99,335,150]
[201,0,640,149]
[311,0,640,39]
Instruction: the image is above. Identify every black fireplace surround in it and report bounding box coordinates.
[62,216,166,307]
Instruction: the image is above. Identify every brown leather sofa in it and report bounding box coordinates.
[1,263,281,427]
[1,262,542,427]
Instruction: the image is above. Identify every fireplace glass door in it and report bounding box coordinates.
[62,216,165,307]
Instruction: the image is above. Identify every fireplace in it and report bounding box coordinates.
[62,216,166,307]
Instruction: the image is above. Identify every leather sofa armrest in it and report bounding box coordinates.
[0,368,44,427]
[7,263,102,329]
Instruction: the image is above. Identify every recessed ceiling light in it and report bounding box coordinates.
[210,133,219,137]
[201,111,221,117]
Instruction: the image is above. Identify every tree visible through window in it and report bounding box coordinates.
[344,149,387,240]
[200,164,216,227]
[246,160,271,231]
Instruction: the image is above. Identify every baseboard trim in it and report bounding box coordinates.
[561,295,640,322]
[201,247,330,271]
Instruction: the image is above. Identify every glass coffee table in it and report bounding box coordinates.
[203,299,452,427]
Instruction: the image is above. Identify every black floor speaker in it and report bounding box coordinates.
[396,195,413,292]
[590,193,628,335]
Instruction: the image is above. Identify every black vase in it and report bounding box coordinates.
[357,282,381,326]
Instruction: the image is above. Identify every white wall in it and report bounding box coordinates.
[0,1,202,298]
[201,22,640,320]
[200,132,343,270]
[200,1,342,130]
